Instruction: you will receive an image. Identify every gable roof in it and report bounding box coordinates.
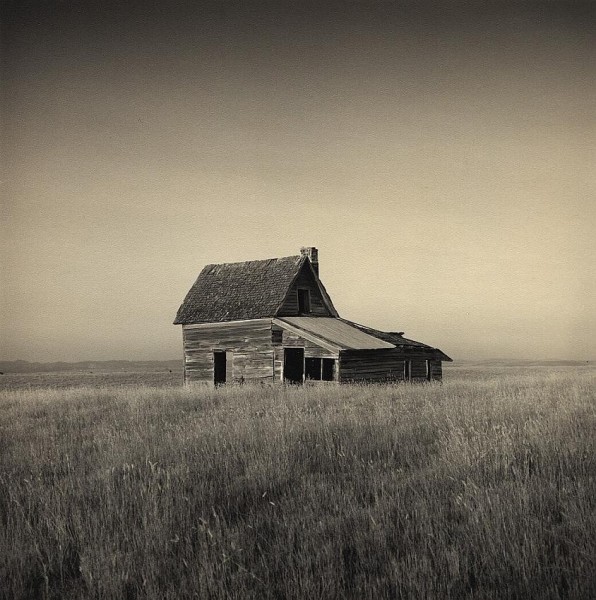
[174,255,338,324]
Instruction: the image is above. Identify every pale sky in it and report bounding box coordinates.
[1,1,595,362]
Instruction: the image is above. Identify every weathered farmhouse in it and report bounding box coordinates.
[174,247,451,385]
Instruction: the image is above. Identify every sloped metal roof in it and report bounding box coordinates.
[340,319,453,361]
[276,317,395,350]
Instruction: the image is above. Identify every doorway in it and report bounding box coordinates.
[213,351,226,385]
[283,348,304,384]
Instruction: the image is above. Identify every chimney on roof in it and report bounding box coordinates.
[300,246,319,276]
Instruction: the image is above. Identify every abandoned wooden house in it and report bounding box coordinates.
[174,247,451,385]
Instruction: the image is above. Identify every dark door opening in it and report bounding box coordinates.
[213,351,226,385]
[283,348,304,384]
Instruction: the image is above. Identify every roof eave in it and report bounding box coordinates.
[173,265,212,324]
[272,318,342,353]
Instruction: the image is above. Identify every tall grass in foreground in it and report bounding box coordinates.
[1,368,595,599]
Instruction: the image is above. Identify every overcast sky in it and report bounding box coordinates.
[2,0,594,362]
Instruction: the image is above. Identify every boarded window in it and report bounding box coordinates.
[410,360,427,378]
[272,329,283,345]
[297,289,311,314]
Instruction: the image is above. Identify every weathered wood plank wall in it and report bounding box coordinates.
[339,350,406,383]
[182,319,445,385]
[410,359,428,380]
[430,360,442,380]
[339,350,443,383]
[183,319,273,384]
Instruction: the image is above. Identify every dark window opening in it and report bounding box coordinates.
[404,360,411,381]
[305,357,335,381]
[305,357,321,380]
[322,358,335,381]
[213,351,226,385]
[272,329,283,345]
[297,289,311,314]
[283,348,304,384]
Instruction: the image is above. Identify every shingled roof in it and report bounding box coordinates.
[174,255,336,324]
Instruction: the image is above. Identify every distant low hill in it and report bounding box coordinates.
[1,358,591,375]
[447,358,593,368]
[0,360,182,374]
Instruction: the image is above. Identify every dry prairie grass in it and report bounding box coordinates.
[1,367,595,599]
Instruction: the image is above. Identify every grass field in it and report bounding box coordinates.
[1,366,595,599]
[0,369,182,391]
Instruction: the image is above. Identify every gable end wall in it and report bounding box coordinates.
[277,264,332,316]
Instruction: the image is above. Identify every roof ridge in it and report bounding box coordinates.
[202,255,302,269]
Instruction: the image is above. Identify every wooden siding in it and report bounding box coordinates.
[277,263,332,317]
[181,318,445,385]
[183,319,273,384]
[339,350,406,383]
[430,360,442,381]
[410,359,428,381]
[339,351,444,383]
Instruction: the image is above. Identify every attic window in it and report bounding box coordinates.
[297,289,311,314]
[272,329,283,345]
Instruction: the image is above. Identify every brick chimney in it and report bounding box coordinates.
[300,246,319,276]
